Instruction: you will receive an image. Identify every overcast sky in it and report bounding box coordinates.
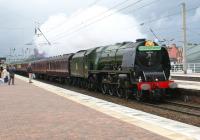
[0,0,200,57]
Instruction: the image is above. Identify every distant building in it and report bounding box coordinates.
[167,43,200,63]
[166,43,200,73]
[167,44,183,64]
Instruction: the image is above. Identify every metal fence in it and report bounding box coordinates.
[171,63,200,73]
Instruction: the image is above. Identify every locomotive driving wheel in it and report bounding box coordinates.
[101,83,108,94]
[108,84,115,96]
[116,87,124,98]
[124,89,129,100]
[88,77,95,90]
[136,91,143,101]
[116,87,129,99]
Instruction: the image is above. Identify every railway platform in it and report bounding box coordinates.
[0,75,200,140]
[175,80,200,90]
[172,73,200,82]
[171,73,200,92]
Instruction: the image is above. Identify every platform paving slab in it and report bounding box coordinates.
[15,75,200,140]
[7,75,200,140]
[0,78,172,140]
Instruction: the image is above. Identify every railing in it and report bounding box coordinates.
[171,63,200,73]
[171,64,183,73]
[188,63,200,73]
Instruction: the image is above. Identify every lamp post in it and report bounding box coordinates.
[181,2,187,74]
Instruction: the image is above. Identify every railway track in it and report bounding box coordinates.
[61,79,200,117]
[143,101,200,117]
[165,101,200,111]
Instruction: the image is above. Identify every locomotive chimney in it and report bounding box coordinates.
[136,39,146,42]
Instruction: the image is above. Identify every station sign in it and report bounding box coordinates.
[138,46,161,51]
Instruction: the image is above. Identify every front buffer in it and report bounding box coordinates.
[135,81,177,100]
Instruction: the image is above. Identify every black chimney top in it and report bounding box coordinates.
[136,39,146,42]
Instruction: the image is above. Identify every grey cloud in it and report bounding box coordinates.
[0,0,200,57]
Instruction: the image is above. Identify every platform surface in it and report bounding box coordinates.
[171,73,200,90]
[175,80,200,90]
[172,73,200,78]
[0,75,200,140]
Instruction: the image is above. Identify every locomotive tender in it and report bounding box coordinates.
[14,39,176,100]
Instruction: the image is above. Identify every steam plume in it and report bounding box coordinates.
[34,5,145,56]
